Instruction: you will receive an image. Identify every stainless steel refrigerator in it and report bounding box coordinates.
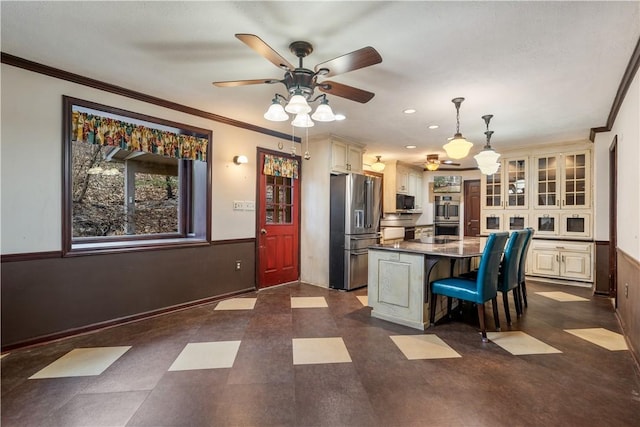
[330,173,382,290]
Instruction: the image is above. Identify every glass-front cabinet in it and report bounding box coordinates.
[534,150,590,209]
[481,156,528,210]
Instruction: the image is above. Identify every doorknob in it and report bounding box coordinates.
[260,228,267,235]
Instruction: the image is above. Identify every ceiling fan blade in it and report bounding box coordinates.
[441,160,461,166]
[235,34,295,71]
[212,79,280,87]
[318,80,375,103]
[314,47,382,78]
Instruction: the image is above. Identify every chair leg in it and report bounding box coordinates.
[477,303,488,342]
[492,297,501,332]
[447,297,453,319]
[521,279,528,308]
[502,292,512,325]
[429,291,437,326]
[513,288,522,317]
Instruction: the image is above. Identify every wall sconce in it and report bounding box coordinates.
[233,155,248,165]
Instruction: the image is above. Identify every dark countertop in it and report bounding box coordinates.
[370,236,486,258]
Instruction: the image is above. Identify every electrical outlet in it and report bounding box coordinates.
[625,283,629,298]
[233,201,243,210]
[235,260,241,271]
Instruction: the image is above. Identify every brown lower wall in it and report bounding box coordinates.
[617,248,640,362]
[1,240,255,349]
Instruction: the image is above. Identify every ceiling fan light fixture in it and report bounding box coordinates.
[371,155,386,172]
[425,162,440,171]
[285,93,312,114]
[443,97,473,159]
[311,98,335,122]
[264,97,289,121]
[291,113,314,128]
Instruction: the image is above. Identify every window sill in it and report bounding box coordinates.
[66,237,210,257]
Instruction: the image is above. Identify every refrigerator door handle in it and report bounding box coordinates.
[364,179,373,229]
[354,209,364,229]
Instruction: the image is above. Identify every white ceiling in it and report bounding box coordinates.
[2,1,638,168]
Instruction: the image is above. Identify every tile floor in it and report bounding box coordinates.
[2,280,639,426]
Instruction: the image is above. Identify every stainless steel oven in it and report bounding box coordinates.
[434,195,460,222]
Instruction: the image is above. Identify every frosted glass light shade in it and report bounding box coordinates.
[425,162,439,171]
[371,156,385,172]
[479,162,501,175]
[474,148,501,171]
[291,113,314,128]
[285,94,311,114]
[311,103,335,122]
[264,102,289,121]
[443,134,473,159]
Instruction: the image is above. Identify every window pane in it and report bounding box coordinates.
[133,173,179,234]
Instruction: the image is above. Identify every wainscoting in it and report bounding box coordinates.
[1,240,256,350]
[617,248,640,364]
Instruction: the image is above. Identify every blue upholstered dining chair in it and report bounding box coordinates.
[497,230,529,325]
[517,228,535,309]
[429,232,509,342]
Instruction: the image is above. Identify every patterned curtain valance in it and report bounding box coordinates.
[71,111,208,162]
[263,154,299,179]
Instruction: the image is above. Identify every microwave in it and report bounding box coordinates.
[396,194,415,211]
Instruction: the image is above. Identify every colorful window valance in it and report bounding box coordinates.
[71,110,208,162]
[263,154,299,179]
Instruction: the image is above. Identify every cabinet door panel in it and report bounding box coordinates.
[561,252,591,280]
[505,158,528,208]
[531,250,559,276]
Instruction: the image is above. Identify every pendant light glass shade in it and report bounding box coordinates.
[311,99,336,122]
[443,134,473,159]
[264,99,289,121]
[475,149,501,174]
[444,97,473,159]
[285,94,311,114]
[371,156,385,172]
[291,113,314,128]
[475,116,501,175]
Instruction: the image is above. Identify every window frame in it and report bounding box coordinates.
[62,96,212,256]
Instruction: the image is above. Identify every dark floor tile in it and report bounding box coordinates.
[215,383,296,426]
[292,308,340,338]
[49,390,149,427]
[242,313,293,340]
[227,337,294,385]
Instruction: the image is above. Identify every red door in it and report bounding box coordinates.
[257,150,300,288]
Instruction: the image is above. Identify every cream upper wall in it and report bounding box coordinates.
[0,64,292,254]
[600,68,640,260]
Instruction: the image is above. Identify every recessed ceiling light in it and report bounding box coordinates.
[403,109,417,114]
[334,114,346,121]
[405,145,417,149]
[428,124,439,129]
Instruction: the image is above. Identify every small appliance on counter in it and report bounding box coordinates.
[330,173,382,290]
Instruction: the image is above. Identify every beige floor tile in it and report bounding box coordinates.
[291,297,328,308]
[214,298,257,310]
[169,341,241,371]
[292,337,352,365]
[486,331,562,355]
[29,346,131,379]
[356,295,368,306]
[390,335,461,360]
[535,291,589,302]
[564,328,629,351]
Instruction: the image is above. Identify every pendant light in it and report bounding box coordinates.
[474,114,501,175]
[371,156,385,172]
[443,97,473,159]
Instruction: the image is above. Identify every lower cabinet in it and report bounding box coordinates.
[529,240,593,282]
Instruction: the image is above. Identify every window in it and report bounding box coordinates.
[63,96,211,255]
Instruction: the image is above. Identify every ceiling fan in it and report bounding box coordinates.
[212,34,382,120]
[424,154,460,171]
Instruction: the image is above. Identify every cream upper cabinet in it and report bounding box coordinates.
[331,138,363,174]
[396,165,409,194]
[481,156,528,210]
[413,173,423,209]
[533,150,590,209]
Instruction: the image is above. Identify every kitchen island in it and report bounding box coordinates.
[367,236,486,330]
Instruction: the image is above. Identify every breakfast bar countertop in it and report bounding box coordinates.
[370,236,486,258]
